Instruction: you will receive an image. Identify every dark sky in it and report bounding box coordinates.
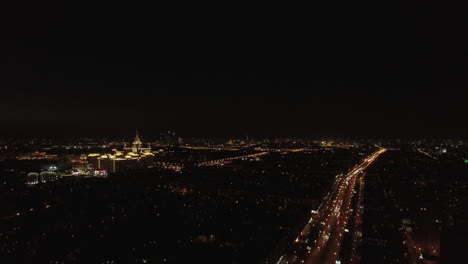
[1,1,467,138]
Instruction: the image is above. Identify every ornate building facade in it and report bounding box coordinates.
[87,131,154,173]
[123,131,151,154]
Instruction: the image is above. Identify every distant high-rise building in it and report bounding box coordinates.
[160,130,179,146]
[88,131,154,173]
[124,131,151,154]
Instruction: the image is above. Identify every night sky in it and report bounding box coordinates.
[1,2,466,138]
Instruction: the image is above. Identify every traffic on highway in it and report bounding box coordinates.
[277,148,387,264]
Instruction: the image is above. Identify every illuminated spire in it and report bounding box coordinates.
[134,130,141,143]
[132,130,142,153]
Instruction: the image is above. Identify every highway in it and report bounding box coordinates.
[277,148,386,264]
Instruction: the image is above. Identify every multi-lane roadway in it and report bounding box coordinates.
[277,148,386,264]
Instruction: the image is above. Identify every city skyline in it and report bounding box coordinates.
[0,3,466,263]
